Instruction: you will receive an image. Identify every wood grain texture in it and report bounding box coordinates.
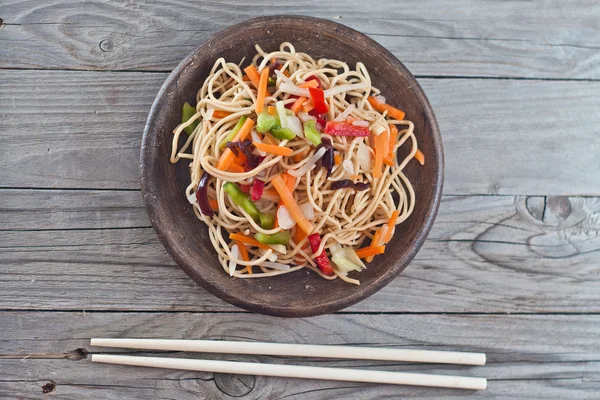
[1,71,599,195]
[1,0,600,79]
[1,312,599,399]
[2,191,599,313]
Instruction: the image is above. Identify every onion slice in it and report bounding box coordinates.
[342,159,355,176]
[280,82,310,97]
[288,147,327,177]
[276,101,288,128]
[299,202,315,220]
[357,142,372,173]
[352,119,370,128]
[229,245,240,276]
[287,115,304,137]
[277,205,296,229]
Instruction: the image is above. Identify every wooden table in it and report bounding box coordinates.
[1,1,599,398]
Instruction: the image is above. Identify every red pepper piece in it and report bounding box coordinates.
[324,121,370,137]
[250,179,265,201]
[308,87,329,114]
[308,233,334,276]
[239,184,251,193]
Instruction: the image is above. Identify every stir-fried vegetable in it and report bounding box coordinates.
[367,96,406,121]
[217,118,255,171]
[414,149,425,165]
[316,138,334,178]
[243,65,260,89]
[219,116,248,150]
[324,121,370,137]
[255,67,269,114]
[251,179,265,201]
[308,87,329,114]
[256,112,278,133]
[271,175,314,234]
[182,102,199,134]
[255,231,291,245]
[331,243,365,273]
[223,182,274,229]
[195,171,214,217]
[303,119,322,146]
[355,245,385,259]
[253,142,293,156]
[308,233,334,275]
[290,96,307,114]
[330,179,370,191]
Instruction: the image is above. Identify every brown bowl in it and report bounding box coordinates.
[141,16,443,317]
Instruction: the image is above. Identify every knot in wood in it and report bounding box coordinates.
[99,39,114,53]
[42,381,56,394]
[215,373,255,397]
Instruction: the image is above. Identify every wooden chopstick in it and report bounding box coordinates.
[91,354,487,390]
[90,338,486,366]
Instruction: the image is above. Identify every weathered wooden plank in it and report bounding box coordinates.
[2,71,599,195]
[1,0,599,79]
[0,312,598,399]
[0,189,148,230]
[2,191,599,313]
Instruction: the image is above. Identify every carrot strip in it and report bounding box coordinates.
[234,240,252,275]
[302,101,315,113]
[383,210,400,244]
[255,67,269,114]
[216,118,255,171]
[271,175,314,234]
[262,189,280,202]
[242,75,251,82]
[282,69,290,77]
[292,227,308,248]
[226,162,245,173]
[253,142,293,156]
[243,65,260,89]
[366,229,384,262]
[334,154,342,166]
[267,105,276,115]
[355,245,386,259]
[415,149,425,165]
[229,233,271,251]
[283,172,296,193]
[298,80,319,89]
[232,151,247,166]
[262,135,279,146]
[368,96,405,121]
[292,148,309,163]
[208,199,219,211]
[383,155,394,166]
[213,110,232,119]
[350,174,361,180]
[373,132,386,178]
[290,96,307,114]
[235,240,250,261]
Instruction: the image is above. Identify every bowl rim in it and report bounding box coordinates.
[140,15,444,317]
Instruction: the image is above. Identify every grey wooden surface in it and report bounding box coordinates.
[1,1,599,398]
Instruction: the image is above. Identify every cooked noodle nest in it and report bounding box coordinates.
[171,42,416,285]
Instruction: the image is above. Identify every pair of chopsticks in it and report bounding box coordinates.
[90,339,487,390]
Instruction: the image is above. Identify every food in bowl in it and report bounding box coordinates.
[170,42,423,285]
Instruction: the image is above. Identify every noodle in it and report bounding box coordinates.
[170,43,417,284]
